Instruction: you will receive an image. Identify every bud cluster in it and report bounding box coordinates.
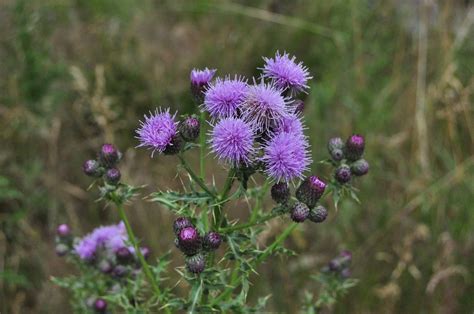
[270,175,329,224]
[83,143,122,185]
[173,217,222,274]
[322,250,353,279]
[327,135,369,185]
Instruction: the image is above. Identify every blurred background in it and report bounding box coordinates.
[1,0,473,313]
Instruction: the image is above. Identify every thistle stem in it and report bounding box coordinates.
[178,154,215,197]
[116,204,163,300]
[199,110,206,179]
[220,212,279,233]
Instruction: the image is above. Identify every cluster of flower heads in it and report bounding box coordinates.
[56,222,150,278]
[173,217,222,274]
[54,223,150,312]
[328,135,369,185]
[136,51,314,184]
[83,144,122,185]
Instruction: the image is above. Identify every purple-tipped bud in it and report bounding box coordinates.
[100,143,120,167]
[55,243,69,256]
[56,224,71,237]
[308,205,328,223]
[296,176,326,208]
[98,259,113,274]
[293,99,305,114]
[116,247,132,263]
[190,68,216,103]
[112,265,128,278]
[94,298,108,313]
[290,202,310,223]
[180,116,200,142]
[351,159,369,176]
[327,137,345,161]
[173,217,193,235]
[203,232,222,251]
[341,268,352,279]
[141,246,150,260]
[339,250,352,266]
[186,253,206,274]
[345,134,365,161]
[335,165,351,184]
[83,160,103,177]
[271,182,290,204]
[178,227,202,256]
[163,134,183,155]
[105,168,121,185]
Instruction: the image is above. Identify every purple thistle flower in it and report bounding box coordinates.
[136,108,178,157]
[241,81,290,132]
[262,132,311,182]
[203,76,248,119]
[272,113,305,138]
[190,68,216,102]
[74,222,129,260]
[261,51,312,95]
[209,117,255,165]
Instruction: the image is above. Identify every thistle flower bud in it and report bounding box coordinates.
[293,99,305,114]
[178,227,202,256]
[296,176,326,208]
[190,68,216,103]
[99,143,120,167]
[186,253,206,274]
[98,259,113,274]
[173,217,193,235]
[327,137,345,161]
[179,116,200,142]
[341,267,352,279]
[105,168,121,185]
[56,224,71,237]
[203,232,222,251]
[271,182,290,204]
[55,243,69,256]
[116,247,132,263]
[335,165,351,184]
[308,205,328,223]
[141,246,150,260]
[351,159,369,176]
[112,265,128,278]
[345,134,365,161]
[94,298,107,313]
[163,134,183,155]
[83,160,103,177]
[290,202,310,223]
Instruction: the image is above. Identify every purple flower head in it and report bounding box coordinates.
[273,113,305,138]
[203,76,248,119]
[241,81,290,132]
[190,68,216,102]
[136,108,178,157]
[262,132,311,182]
[74,222,128,260]
[190,68,216,86]
[209,117,255,165]
[261,51,312,95]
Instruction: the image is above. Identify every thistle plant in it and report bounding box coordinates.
[53,51,370,313]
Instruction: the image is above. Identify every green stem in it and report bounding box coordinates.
[213,169,235,228]
[256,222,298,264]
[210,261,240,306]
[116,204,163,299]
[220,213,279,233]
[178,154,216,197]
[199,111,206,179]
